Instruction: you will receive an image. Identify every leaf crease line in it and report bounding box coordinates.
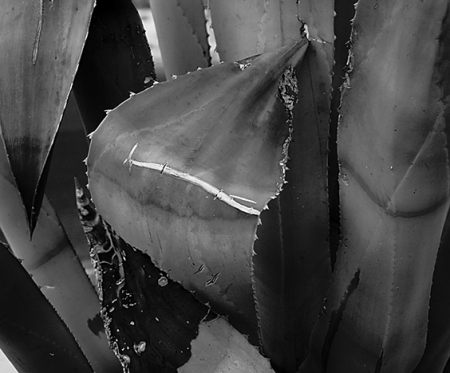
[341,161,449,218]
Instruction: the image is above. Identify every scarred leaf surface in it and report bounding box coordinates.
[87,41,308,341]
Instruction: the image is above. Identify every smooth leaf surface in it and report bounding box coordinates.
[414,9,450,368]
[0,242,93,373]
[208,0,301,61]
[149,0,211,77]
[301,1,450,371]
[0,0,95,232]
[414,208,450,372]
[73,0,156,135]
[87,41,307,342]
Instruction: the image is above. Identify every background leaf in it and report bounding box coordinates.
[87,42,307,344]
[208,0,300,61]
[73,0,156,135]
[149,0,211,77]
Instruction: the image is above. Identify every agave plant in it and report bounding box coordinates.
[0,0,449,372]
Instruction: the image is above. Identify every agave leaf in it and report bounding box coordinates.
[0,0,95,232]
[301,1,450,371]
[149,0,211,77]
[208,0,301,61]
[247,2,333,371]
[73,0,156,135]
[415,210,450,371]
[204,3,332,370]
[76,183,272,372]
[0,242,93,373]
[0,140,121,372]
[87,41,308,342]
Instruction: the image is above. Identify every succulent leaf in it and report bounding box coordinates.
[73,0,156,135]
[0,0,95,232]
[75,182,273,373]
[301,1,450,371]
[87,41,308,343]
[0,242,93,373]
[0,141,121,372]
[149,0,211,77]
[249,2,333,371]
[208,0,302,61]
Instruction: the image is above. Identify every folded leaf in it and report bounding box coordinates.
[87,41,308,342]
[0,242,93,373]
[73,0,156,135]
[0,0,95,232]
[301,1,450,371]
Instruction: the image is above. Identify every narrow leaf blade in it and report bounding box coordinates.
[0,242,93,373]
[0,0,94,232]
[0,144,121,373]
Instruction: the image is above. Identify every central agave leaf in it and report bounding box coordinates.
[87,40,308,342]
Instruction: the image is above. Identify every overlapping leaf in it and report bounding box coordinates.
[75,182,274,373]
[208,0,301,61]
[207,2,333,370]
[0,242,93,373]
[73,0,156,135]
[0,140,121,372]
[0,0,95,232]
[149,0,211,77]
[87,41,308,342]
[301,1,450,371]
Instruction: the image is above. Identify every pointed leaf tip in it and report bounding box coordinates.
[0,0,95,234]
[87,41,308,344]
